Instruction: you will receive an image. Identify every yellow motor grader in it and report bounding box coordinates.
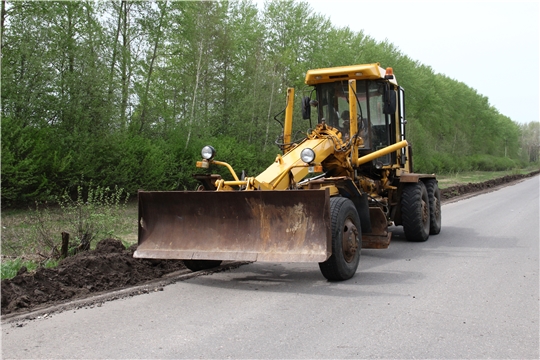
[134,63,441,281]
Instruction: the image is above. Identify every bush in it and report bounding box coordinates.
[4,180,130,263]
[467,154,519,171]
[414,152,520,174]
[1,117,49,207]
[56,181,129,254]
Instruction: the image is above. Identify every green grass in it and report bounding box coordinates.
[117,200,139,244]
[1,198,138,279]
[1,258,58,280]
[1,210,41,258]
[1,201,137,280]
[436,168,538,189]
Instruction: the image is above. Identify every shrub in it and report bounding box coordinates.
[414,151,521,174]
[8,182,129,262]
[468,154,518,171]
[56,181,129,254]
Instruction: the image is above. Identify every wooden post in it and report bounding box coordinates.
[61,232,69,258]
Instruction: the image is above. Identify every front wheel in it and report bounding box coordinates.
[319,197,361,281]
[183,260,223,272]
[401,182,430,242]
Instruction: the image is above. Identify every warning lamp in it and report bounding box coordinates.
[385,67,394,79]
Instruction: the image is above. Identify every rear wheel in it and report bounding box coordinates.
[319,197,361,281]
[425,179,442,235]
[183,260,223,272]
[401,182,430,242]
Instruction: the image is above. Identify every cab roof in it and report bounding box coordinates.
[305,63,398,86]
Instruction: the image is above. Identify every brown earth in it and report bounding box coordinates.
[1,239,187,316]
[439,171,539,200]
[2,170,538,317]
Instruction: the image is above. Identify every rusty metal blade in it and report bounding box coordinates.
[362,207,392,249]
[134,189,331,262]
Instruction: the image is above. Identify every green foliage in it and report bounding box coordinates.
[195,136,278,182]
[112,134,176,192]
[1,116,42,206]
[415,153,522,174]
[1,0,534,208]
[1,259,37,280]
[519,122,540,163]
[0,258,58,280]
[467,154,521,172]
[2,180,128,263]
[56,181,130,252]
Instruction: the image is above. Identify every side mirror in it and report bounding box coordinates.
[383,87,396,114]
[302,96,311,120]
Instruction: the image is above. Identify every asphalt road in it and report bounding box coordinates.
[2,176,539,359]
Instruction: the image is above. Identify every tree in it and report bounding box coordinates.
[520,122,540,163]
[1,0,531,207]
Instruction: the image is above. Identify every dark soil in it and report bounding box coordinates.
[2,170,538,317]
[439,171,539,200]
[1,239,186,316]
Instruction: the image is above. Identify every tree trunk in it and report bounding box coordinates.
[139,6,165,133]
[107,1,123,105]
[185,41,204,150]
[1,0,6,53]
[264,71,277,149]
[61,232,70,258]
[120,1,130,128]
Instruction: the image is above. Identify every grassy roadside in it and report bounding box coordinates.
[1,167,538,279]
[1,203,138,279]
[435,168,538,189]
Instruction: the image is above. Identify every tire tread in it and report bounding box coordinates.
[401,182,430,242]
[319,197,361,281]
[425,179,442,235]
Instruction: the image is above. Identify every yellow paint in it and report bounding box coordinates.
[305,63,398,86]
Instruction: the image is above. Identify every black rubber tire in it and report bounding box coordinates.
[319,197,361,281]
[183,260,223,272]
[401,182,430,242]
[425,179,442,235]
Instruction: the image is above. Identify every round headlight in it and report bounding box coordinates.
[201,145,216,160]
[300,148,316,163]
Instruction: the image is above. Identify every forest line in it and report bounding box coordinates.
[1,0,538,207]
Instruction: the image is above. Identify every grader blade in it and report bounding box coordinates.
[134,189,332,263]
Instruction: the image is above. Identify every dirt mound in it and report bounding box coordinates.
[440,171,539,200]
[1,171,538,317]
[1,239,185,315]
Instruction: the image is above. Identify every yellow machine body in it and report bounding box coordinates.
[134,63,440,280]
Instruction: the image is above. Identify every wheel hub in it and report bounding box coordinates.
[342,218,359,263]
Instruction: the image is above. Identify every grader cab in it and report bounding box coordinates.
[135,63,442,281]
